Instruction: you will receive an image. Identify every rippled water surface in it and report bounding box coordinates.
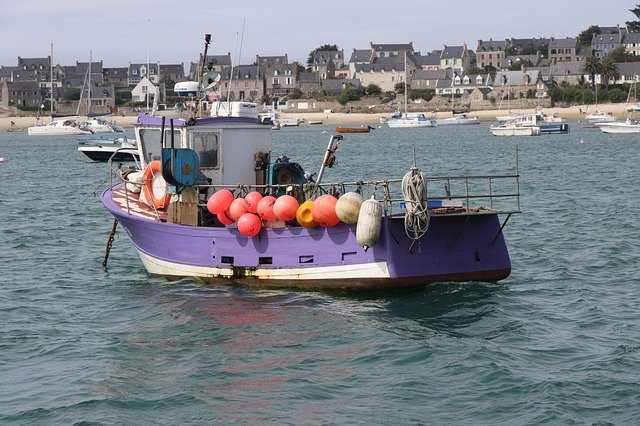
[1,122,639,424]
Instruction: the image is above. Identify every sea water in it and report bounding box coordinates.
[1,122,639,424]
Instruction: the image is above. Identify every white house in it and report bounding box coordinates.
[131,76,155,103]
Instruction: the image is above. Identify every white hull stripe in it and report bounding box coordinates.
[137,250,391,280]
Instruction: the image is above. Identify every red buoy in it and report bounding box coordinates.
[238,212,262,237]
[244,191,263,213]
[206,189,234,215]
[217,210,235,225]
[311,194,340,227]
[257,195,278,221]
[273,195,299,221]
[228,198,248,221]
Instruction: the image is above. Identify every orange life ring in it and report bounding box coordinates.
[141,160,172,209]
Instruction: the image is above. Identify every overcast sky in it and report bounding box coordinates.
[1,1,636,68]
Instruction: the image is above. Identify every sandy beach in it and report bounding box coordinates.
[0,103,634,131]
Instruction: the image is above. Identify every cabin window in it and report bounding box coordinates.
[138,128,181,164]
[191,131,219,169]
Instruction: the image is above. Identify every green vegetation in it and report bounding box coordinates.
[62,87,81,101]
[627,4,640,32]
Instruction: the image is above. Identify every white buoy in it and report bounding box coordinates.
[356,197,382,251]
[335,192,364,224]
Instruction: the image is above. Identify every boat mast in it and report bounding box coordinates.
[88,50,92,116]
[50,43,54,117]
[146,18,150,111]
[403,51,408,118]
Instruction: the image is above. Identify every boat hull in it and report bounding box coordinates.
[102,186,511,291]
[490,126,540,136]
[539,123,569,134]
[79,147,139,161]
[595,122,640,133]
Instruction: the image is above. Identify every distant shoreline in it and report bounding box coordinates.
[1,103,635,130]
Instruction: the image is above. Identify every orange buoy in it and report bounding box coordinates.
[141,160,172,210]
[238,212,262,237]
[207,189,234,214]
[273,194,299,221]
[296,200,318,228]
[244,191,263,213]
[257,195,278,221]
[217,210,235,225]
[228,198,248,221]
[311,194,340,227]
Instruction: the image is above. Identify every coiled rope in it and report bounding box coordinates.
[402,167,430,241]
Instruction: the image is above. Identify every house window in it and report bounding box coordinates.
[286,77,292,85]
[273,78,279,85]
[133,69,138,75]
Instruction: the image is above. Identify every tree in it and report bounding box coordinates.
[583,55,601,89]
[365,84,382,96]
[607,45,638,62]
[627,4,640,32]
[287,88,303,99]
[63,87,81,101]
[306,44,340,67]
[578,25,600,48]
[599,56,620,89]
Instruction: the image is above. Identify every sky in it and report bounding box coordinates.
[0,0,636,69]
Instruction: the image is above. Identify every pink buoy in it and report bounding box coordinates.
[217,210,234,225]
[257,195,278,221]
[273,194,299,221]
[228,198,248,221]
[238,212,262,237]
[206,189,234,215]
[311,194,340,227]
[244,191,263,213]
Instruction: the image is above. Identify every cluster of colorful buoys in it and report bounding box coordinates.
[206,190,366,237]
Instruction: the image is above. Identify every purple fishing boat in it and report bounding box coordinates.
[100,35,520,292]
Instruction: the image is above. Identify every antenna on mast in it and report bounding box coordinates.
[196,34,212,117]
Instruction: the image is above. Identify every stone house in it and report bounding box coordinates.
[476,39,509,70]
[548,61,586,86]
[1,80,41,108]
[295,70,321,96]
[548,37,579,64]
[591,27,625,58]
[320,78,362,96]
[189,53,231,81]
[103,67,129,88]
[160,64,185,83]
[218,64,264,102]
[410,69,451,91]
[310,50,344,79]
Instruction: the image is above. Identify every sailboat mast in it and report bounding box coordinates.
[404,51,408,117]
[88,50,92,116]
[50,43,54,117]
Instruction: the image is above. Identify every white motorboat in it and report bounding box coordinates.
[28,119,92,136]
[82,117,125,133]
[595,118,640,133]
[77,136,139,161]
[490,122,540,136]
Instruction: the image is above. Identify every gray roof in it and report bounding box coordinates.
[622,33,640,44]
[370,42,414,52]
[160,64,184,76]
[17,56,50,70]
[510,38,550,51]
[355,61,404,73]
[549,61,585,76]
[501,55,540,68]
[321,78,361,93]
[440,45,465,59]
[477,39,508,52]
[494,70,540,86]
[0,66,15,78]
[615,61,640,77]
[296,70,320,83]
[415,51,441,66]
[412,69,451,80]
[349,49,372,63]
[219,64,262,80]
[256,55,288,67]
[313,50,344,63]
[592,33,621,44]
[549,37,578,49]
